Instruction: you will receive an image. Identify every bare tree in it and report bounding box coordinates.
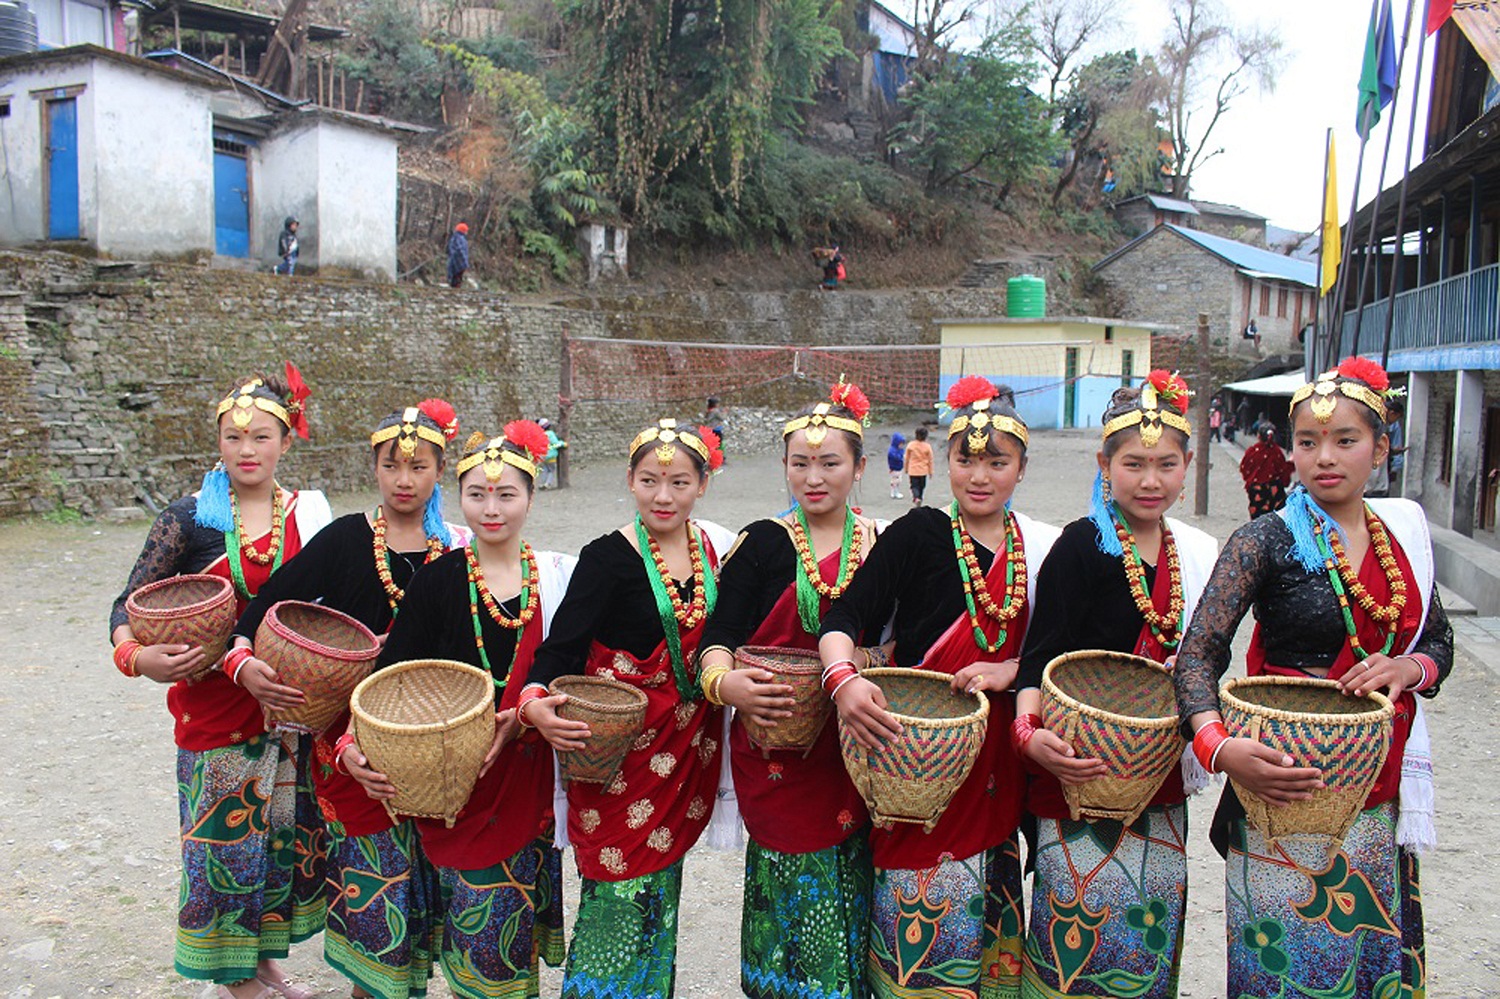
[1028,0,1124,106]
[1159,0,1282,197]
[909,0,992,77]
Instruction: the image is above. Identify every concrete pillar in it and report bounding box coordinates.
[1452,369,1483,536]
[1402,370,1431,503]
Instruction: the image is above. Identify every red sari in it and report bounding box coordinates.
[176,494,307,752]
[870,551,1027,871]
[731,543,868,854]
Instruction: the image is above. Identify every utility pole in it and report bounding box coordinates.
[1195,312,1210,516]
[558,325,573,489]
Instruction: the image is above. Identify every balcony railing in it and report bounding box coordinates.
[1339,262,1500,354]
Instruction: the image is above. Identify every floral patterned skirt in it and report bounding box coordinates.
[1022,803,1187,999]
[562,860,683,999]
[870,834,1025,999]
[741,834,872,999]
[175,733,328,983]
[1226,801,1424,998]
[324,819,441,999]
[436,835,565,999]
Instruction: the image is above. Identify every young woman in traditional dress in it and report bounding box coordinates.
[1175,357,1452,997]
[228,400,463,999]
[109,367,334,999]
[337,423,572,999]
[697,382,880,999]
[1013,372,1218,998]
[819,377,1059,999]
[522,419,735,999]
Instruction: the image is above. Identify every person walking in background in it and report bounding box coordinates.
[275,217,299,275]
[1238,424,1294,518]
[1235,396,1252,438]
[814,244,845,291]
[447,223,471,288]
[538,417,565,489]
[1386,399,1407,494]
[1209,401,1223,442]
[886,432,906,498]
[904,426,933,506]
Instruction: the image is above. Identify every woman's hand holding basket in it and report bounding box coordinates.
[833,675,902,749]
[718,668,796,729]
[527,693,592,752]
[1023,729,1109,786]
[238,656,307,712]
[1337,653,1423,701]
[338,734,397,800]
[950,657,1019,696]
[134,643,208,684]
[1215,738,1323,805]
[478,708,521,778]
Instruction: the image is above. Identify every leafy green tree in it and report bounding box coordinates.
[337,0,446,123]
[891,25,1059,197]
[560,0,846,217]
[1053,49,1163,205]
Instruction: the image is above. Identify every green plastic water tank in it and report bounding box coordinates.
[1006,274,1046,318]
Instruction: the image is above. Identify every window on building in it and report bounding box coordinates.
[1259,284,1271,316]
[1277,287,1289,317]
[1121,348,1134,387]
[32,0,109,48]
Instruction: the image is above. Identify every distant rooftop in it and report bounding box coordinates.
[1111,194,1267,221]
[1093,224,1317,288]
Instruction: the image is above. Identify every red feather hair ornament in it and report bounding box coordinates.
[946,375,998,410]
[1145,369,1191,413]
[829,380,871,421]
[282,361,312,439]
[697,425,726,470]
[417,398,460,440]
[502,419,551,463]
[1335,356,1390,393]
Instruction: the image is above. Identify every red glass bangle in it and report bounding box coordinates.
[1010,713,1043,755]
[332,732,357,775]
[112,640,142,678]
[222,646,254,684]
[1192,720,1230,774]
[822,664,858,696]
[517,684,548,728]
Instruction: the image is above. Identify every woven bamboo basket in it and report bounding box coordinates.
[734,646,830,752]
[1041,651,1186,826]
[1221,676,1394,847]
[126,574,235,680]
[350,659,496,826]
[256,601,381,734]
[838,668,989,831]
[551,675,649,785]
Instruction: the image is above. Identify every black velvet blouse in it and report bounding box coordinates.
[233,513,430,640]
[523,530,698,688]
[379,549,520,680]
[110,496,229,633]
[1173,513,1453,726]
[1018,517,1157,688]
[820,507,993,666]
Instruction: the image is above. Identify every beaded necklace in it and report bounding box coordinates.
[226,488,285,600]
[373,506,446,612]
[465,541,538,688]
[1110,506,1185,651]
[949,502,1027,653]
[1311,507,1406,660]
[635,516,718,702]
[791,505,861,634]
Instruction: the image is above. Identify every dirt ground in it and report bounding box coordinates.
[1,428,1496,998]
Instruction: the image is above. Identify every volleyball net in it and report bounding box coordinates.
[564,335,1135,410]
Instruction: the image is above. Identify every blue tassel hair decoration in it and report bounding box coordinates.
[1090,469,1124,556]
[423,483,453,548]
[1281,484,1344,573]
[194,461,234,532]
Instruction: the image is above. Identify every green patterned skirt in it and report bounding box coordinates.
[562,860,683,999]
[1022,803,1187,999]
[175,733,328,983]
[436,836,566,999]
[870,834,1025,999]
[324,818,441,999]
[741,834,872,999]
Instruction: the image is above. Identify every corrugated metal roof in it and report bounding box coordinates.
[1163,225,1317,287]
[1145,194,1198,214]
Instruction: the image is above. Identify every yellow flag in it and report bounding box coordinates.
[1321,135,1341,295]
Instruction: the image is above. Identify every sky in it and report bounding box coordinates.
[1108,0,1435,233]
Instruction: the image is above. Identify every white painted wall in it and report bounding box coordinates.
[254,120,319,271]
[869,2,915,56]
[313,118,397,280]
[91,58,213,257]
[0,53,215,256]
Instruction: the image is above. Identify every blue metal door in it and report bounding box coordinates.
[213,151,250,257]
[46,99,79,240]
